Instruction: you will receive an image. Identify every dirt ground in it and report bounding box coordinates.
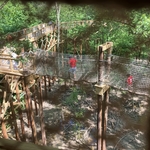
[36,82,149,150]
[9,80,149,150]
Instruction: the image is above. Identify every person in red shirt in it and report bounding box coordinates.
[68,55,77,79]
[126,74,133,90]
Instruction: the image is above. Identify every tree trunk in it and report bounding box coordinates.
[1,119,9,139]
[55,2,61,76]
[38,80,47,145]
[16,82,26,141]
[55,2,61,53]
[9,94,21,141]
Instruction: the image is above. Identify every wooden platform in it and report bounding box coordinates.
[0,69,23,76]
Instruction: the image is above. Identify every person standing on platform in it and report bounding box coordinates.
[68,55,77,79]
[126,74,133,90]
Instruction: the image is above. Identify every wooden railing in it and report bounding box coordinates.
[4,23,56,43]
[19,23,56,42]
[0,54,23,76]
[3,20,95,44]
[18,20,94,41]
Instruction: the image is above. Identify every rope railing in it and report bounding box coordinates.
[0,48,150,95]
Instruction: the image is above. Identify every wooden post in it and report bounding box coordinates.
[65,30,68,53]
[74,39,76,55]
[107,43,113,64]
[33,56,35,72]
[1,119,9,139]
[9,94,21,141]
[38,79,47,145]
[97,46,103,150]
[107,48,111,64]
[16,82,26,141]
[44,36,48,50]
[1,84,9,139]
[22,79,31,127]
[24,78,38,144]
[97,94,103,150]
[48,75,51,92]
[10,59,13,72]
[80,40,82,59]
[33,93,38,116]
[94,84,109,150]
[44,76,47,100]
[103,89,109,150]
[98,46,104,84]
[96,42,113,150]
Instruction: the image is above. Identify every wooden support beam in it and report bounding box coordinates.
[97,94,103,150]
[99,42,113,51]
[16,82,26,142]
[38,80,47,145]
[94,84,110,95]
[44,76,47,99]
[48,75,51,92]
[96,88,110,150]
[33,93,38,116]
[0,70,23,76]
[103,90,109,150]
[9,93,21,141]
[22,78,31,128]
[24,81,38,144]
[1,118,9,139]
[1,88,9,139]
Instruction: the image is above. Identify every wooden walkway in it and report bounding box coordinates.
[0,51,150,96]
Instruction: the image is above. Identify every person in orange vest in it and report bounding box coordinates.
[126,74,133,90]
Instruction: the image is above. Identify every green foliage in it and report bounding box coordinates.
[12,92,26,110]
[24,2,51,26]
[63,87,85,118]
[0,0,28,34]
[71,121,83,131]
[0,0,52,35]
[75,108,85,118]
[60,4,96,22]
[63,87,78,106]
[1,1,150,59]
